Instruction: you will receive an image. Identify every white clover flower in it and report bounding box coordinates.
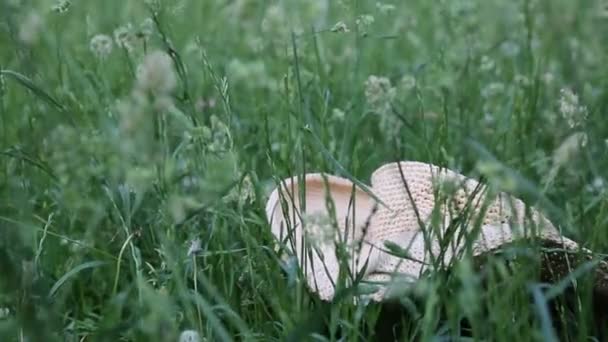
[0,307,9,319]
[356,14,375,28]
[18,11,43,45]
[407,31,422,47]
[331,21,350,33]
[558,88,588,128]
[179,329,201,342]
[113,23,136,52]
[514,74,530,87]
[246,36,264,53]
[479,55,495,72]
[332,108,346,120]
[593,177,606,191]
[52,0,71,13]
[542,72,555,85]
[364,75,396,115]
[135,50,177,96]
[138,18,155,41]
[376,2,396,14]
[585,177,606,194]
[270,142,282,152]
[89,34,113,60]
[68,239,85,253]
[500,41,520,57]
[568,37,580,52]
[481,82,505,98]
[400,75,416,90]
[365,75,400,138]
[226,58,274,91]
[187,238,202,256]
[553,131,588,166]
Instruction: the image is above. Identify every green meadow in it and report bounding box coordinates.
[1,0,608,340]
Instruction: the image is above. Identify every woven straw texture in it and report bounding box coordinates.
[265,161,595,302]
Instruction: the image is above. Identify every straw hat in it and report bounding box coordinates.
[265,161,608,302]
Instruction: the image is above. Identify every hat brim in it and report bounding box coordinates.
[265,173,379,301]
[265,163,606,302]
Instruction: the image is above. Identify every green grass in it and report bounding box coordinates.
[1,0,608,341]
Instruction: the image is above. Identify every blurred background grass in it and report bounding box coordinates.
[1,0,608,340]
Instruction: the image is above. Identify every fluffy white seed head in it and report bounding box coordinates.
[179,330,201,342]
[90,34,113,60]
[113,23,136,52]
[135,50,177,96]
